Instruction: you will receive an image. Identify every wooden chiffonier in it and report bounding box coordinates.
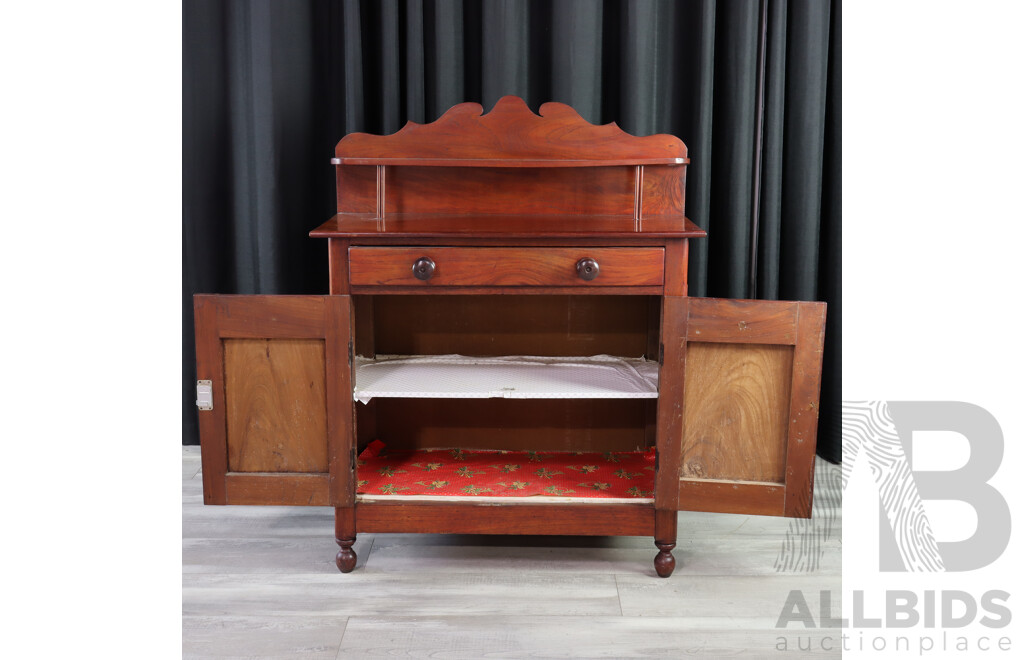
[193,96,826,577]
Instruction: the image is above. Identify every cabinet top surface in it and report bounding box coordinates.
[310,214,706,240]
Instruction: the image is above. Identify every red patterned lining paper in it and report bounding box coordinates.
[357,440,655,498]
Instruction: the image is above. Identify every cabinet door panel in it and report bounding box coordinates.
[224,338,328,472]
[682,341,793,483]
[193,295,353,506]
[663,297,825,518]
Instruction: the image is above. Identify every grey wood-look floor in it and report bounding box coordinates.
[183,446,842,658]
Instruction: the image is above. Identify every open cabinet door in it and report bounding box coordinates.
[667,297,826,518]
[193,295,353,506]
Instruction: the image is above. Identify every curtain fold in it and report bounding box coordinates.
[183,0,842,461]
[705,0,759,300]
[816,0,842,464]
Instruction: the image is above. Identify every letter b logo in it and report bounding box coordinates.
[843,401,1010,571]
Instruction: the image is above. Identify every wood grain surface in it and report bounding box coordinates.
[327,238,349,294]
[326,296,355,507]
[225,339,329,473]
[348,247,664,287]
[335,96,688,163]
[680,342,793,483]
[672,298,827,519]
[208,295,329,339]
[193,295,353,507]
[351,285,664,296]
[369,398,649,453]
[337,166,685,216]
[686,298,799,345]
[310,213,706,239]
[194,295,228,504]
[355,501,655,536]
[783,302,827,518]
[224,473,330,506]
[372,294,656,358]
[677,480,786,516]
[654,296,687,509]
[663,239,689,296]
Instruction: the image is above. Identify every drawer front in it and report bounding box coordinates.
[348,247,665,287]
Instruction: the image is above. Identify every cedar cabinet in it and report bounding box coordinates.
[194,97,825,576]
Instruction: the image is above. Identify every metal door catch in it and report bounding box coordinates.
[196,380,213,410]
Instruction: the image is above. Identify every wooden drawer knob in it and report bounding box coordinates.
[412,257,435,281]
[576,257,600,281]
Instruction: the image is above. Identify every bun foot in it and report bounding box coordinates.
[654,541,676,578]
[336,537,357,573]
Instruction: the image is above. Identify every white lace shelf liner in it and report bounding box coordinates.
[353,354,659,404]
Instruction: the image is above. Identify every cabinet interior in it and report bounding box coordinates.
[354,294,661,458]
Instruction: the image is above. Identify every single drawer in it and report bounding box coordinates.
[348,247,665,287]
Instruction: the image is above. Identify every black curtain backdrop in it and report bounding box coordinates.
[183,0,842,463]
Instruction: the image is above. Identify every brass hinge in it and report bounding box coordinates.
[196,380,213,411]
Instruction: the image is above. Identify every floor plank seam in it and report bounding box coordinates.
[361,535,377,571]
[613,574,624,617]
[332,618,350,659]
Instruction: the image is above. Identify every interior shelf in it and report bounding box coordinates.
[356,440,655,503]
[353,354,659,404]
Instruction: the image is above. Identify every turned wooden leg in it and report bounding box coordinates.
[654,509,678,578]
[654,541,676,577]
[335,506,357,573]
[336,537,357,573]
